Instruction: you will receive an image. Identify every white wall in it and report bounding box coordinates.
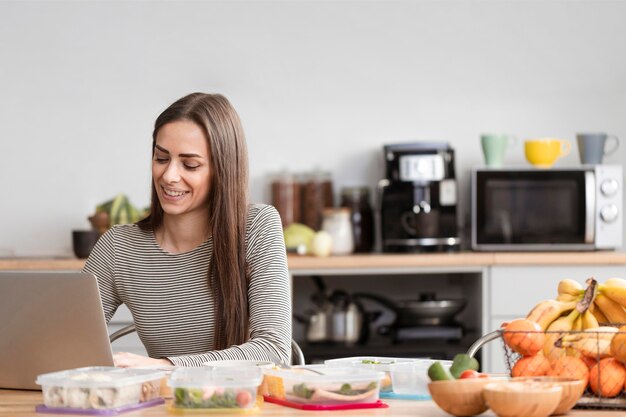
[1,0,624,257]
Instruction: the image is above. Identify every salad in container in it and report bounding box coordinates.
[168,367,263,412]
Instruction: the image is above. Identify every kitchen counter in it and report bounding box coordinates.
[1,390,624,417]
[2,251,626,272]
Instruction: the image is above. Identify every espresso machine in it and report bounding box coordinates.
[379,142,461,252]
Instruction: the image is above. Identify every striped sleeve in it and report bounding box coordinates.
[82,227,122,322]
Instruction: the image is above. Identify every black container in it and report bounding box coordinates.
[72,230,101,259]
[340,187,374,253]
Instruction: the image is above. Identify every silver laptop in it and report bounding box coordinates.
[0,272,114,390]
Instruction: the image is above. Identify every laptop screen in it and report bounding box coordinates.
[0,272,114,390]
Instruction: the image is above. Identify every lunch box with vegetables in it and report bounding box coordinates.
[35,367,166,412]
[168,367,263,412]
[324,356,422,393]
[263,364,384,405]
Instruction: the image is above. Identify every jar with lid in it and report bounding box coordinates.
[270,171,301,227]
[340,186,374,253]
[321,207,354,255]
[301,170,334,230]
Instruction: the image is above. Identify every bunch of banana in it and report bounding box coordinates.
[522,276,626,360]
[552,277,626,326]
[557,326,618,358]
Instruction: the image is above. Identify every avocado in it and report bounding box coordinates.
[449,353,480,379]
[428,361,454,381]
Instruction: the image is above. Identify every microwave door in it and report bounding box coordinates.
[474,170,592,250]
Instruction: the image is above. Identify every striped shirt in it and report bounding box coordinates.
[83,204,291,366]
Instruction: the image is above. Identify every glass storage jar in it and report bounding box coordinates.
[321,207,354,255]
[301,171,334,230]
[271,171,301,227]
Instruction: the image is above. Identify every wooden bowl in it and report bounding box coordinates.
[428,378,494,417]
[483,381,563,417]
[512,376,586,415]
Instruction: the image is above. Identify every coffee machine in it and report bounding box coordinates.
[379,142,460,252]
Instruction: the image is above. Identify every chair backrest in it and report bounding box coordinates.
[110,324,305,365]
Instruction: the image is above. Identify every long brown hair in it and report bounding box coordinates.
[138,93,250,350]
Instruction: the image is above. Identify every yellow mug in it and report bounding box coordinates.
[524,139,571,168]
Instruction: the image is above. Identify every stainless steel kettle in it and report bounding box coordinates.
[329,291,363,345]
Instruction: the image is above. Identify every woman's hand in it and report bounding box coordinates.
[113,352,172,368]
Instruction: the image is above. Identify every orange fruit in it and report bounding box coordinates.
[512,355,551,377]
[502,319,545,356]
[547,356,589,386]
[589,358,626,398]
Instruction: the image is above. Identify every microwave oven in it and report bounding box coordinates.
[471,165,623,251]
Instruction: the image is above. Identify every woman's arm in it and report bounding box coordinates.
[167,205,292,366]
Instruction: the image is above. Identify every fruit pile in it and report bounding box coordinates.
[502,277,626,398]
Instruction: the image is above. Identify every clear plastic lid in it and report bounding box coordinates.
[169,367,263,388]
[36,366,166,388]
[324,357,424,372]
[263,364,384,383]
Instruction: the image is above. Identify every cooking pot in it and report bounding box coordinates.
[353,292,466,327]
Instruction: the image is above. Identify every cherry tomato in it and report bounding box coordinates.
[236,390,253,408]
[459,369,481,379]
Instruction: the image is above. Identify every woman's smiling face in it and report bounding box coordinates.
[152,120,212,219]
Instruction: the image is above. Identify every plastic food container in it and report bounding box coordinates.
[168,367,263,412]
[135,365,178,399]
[263,364,384,405]
[324,356,423,393]
[389,359,453,396]
[36,367,166,411]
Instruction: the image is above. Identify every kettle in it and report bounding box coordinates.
[329,290,382,345]
[329,290,361,345]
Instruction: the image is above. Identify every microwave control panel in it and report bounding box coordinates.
[595,165,623,248]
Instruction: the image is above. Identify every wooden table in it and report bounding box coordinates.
[1,390,625,416]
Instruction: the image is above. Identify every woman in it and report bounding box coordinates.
[84,93,291,367]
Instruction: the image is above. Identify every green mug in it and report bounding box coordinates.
[481,134,517,167]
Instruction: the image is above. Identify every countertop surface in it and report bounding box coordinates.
[2,251,626,271]
[1,390,624,417]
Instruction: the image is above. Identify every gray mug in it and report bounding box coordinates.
[576,133,619,165]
